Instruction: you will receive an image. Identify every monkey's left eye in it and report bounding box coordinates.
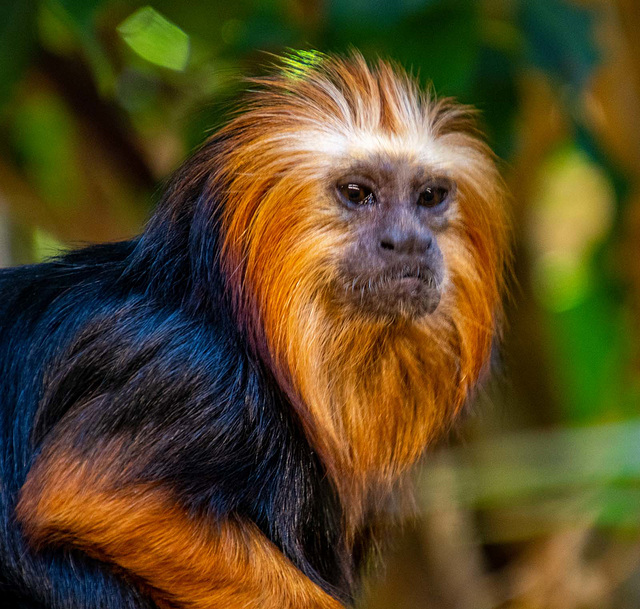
[337,183,376,206]
[418,186,449,208]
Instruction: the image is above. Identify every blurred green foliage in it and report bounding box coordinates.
[0,0,639,605]
[0,0,602,151]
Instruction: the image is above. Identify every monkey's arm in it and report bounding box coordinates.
[17,442,343,609]
[15,304,346,609]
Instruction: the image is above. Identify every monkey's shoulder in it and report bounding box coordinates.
[0,241,136,325]
[0,240,244,464]
[0,241,355,600]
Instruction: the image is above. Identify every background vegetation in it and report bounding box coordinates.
[1,0,639,607]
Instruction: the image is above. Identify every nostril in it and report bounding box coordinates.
[379,227,435,256]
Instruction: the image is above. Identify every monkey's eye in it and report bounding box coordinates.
[337,183,375,206]
[418,186,449,208]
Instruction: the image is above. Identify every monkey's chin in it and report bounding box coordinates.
[339,277,442,322]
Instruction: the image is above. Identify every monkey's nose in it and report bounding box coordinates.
[378,226,434,259]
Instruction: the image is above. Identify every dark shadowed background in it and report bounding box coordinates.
[1,0,639,607]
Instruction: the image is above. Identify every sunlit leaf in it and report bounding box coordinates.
[281,49,327,81]
[117,6,190,72]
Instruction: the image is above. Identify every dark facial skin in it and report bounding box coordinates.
[331,156,455,321]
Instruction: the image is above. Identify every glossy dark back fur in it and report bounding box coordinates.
[0,158,351,606]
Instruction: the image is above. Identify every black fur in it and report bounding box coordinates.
[0,142,354,608]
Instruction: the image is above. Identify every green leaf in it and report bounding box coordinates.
[117,6,190,72]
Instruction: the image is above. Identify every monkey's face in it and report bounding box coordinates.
[216,54,508,479]
[219,54,507,363]
[330,157,454,320]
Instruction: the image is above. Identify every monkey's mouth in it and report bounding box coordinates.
[339,265,443,319]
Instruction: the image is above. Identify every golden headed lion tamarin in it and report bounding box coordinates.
[0,51,509,609]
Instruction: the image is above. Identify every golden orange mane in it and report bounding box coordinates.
[210,51,509,516]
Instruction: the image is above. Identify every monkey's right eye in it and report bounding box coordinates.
[337,183,375,206]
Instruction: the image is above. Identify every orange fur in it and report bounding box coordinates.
[17,441,343,609]
[212,52,509,516]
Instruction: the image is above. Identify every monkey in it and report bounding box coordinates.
[0,51,509,609]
